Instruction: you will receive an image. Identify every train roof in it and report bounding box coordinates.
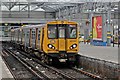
[12,24,46,31]
[47,20,78,24]
[22,24,46,29]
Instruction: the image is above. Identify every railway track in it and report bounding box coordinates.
[2,48,65,80]
[17,49,103,80]
[2,43,103,80]
[2,49,43,79]
[15,48,102,80]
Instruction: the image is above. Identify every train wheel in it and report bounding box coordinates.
[45,55,48,64]
[52,58,59,66]
[41,53,45,63]
[27,48,30,54]
[44,55,52,65]
[66,60,76,67]
[29,50,34,57]
[75,55,80,68]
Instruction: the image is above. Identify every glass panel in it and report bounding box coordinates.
[58,27,65,38]
[48,25,57,39]
[38,30,40,40]
[68,25,77,38]
[32,29,35,39]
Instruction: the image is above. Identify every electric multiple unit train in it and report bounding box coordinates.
[11,20,79,65]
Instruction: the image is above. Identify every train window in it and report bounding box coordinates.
[38,30,40,40]
[68,25,77,38]
[27,34,29,37]
[48,25,57,39]
[38,34,40,40]
[58,27,65,38]
[32,34,35,39]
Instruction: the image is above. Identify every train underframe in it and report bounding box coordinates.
[10,42,78,66]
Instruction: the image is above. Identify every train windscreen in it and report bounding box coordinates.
[67,25,77,39]
[48,24,57,39]
[58,27,65,38]
[48,24,77,39]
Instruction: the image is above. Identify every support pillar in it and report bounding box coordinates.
[58,8,61,19]
[102,14,107,43]
[107,6,111,46]
[89,12,93,45]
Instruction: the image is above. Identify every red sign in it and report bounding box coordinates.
[92,16,102,40]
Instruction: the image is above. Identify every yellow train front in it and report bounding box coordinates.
[41,21,79,64]
[11,20,79,65]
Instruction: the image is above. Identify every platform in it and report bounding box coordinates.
[79,43,119,64]
[0,37,11,42]
[0,43,13,80]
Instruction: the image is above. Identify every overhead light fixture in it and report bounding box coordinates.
[111,9,114,11]
[114,7,118,10]
[115,5,118,7]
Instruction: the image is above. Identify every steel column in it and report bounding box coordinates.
[107,5,111,46]
[89,12,93,44]
[102,14,107,43]
[58,8,61,19]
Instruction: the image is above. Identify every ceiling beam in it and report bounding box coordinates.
[20,5,28,11]
[31,3,45,11]
[9,2,18,10]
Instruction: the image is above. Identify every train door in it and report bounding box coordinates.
[35,28,38,49]
[29,29,32,48]
[37,29,41,50]
[58,24,78,52]
[58,24,66,51]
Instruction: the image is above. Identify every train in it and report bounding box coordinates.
[11,20,79,65]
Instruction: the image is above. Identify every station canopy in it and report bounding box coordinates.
[1,0,119,12]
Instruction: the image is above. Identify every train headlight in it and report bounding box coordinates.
[73,44,77,48]
[70,44,77,49]
[70,47,73,49]
[48,44,52,48]
[52,46,55,49]
[48,44,55,49]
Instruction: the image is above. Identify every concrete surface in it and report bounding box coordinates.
[79,43,119,63]
[0,42,119,80]
[0,42,13,80]
[1,56,13,79]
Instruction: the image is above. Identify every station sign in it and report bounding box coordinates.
[92,16,102,40]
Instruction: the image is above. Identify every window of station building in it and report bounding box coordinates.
[48,24,57,39]
[68,25,77,39]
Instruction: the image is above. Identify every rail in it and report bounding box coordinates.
[78,55,120,79]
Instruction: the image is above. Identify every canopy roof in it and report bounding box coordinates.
[1,0,119,13]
